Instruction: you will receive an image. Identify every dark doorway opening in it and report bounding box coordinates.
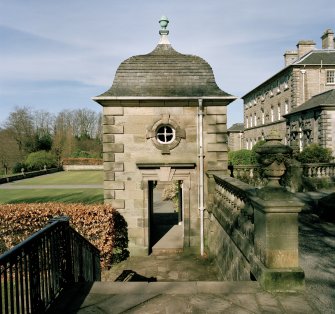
[148,181,183,254]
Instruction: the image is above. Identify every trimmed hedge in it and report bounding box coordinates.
[62,158,103,166]
[0,203,129,268]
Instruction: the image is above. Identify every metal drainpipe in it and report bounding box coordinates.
[302,69,306,101]
[198,98,205,256]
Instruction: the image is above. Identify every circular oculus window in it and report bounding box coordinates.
[156,125,176,144]
[146,116,186,154]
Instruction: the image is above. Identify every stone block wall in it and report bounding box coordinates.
[102,100,228,255]
[205,105,228,173]
[205,214,251,281]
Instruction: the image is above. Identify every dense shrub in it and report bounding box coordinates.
[228,149,257,165]
[25,150,58,171]
[0,203,129,267]
[228,141,265,166]
[12,162,26,173]
[296,144,333,163]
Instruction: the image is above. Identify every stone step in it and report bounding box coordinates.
[47,281,317,314]
[89,280,261,295]
[151,247,183,255]
[151,224,183,255]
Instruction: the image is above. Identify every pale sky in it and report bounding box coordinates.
[0,0,334,127]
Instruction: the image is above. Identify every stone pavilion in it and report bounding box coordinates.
[93,17,237,255]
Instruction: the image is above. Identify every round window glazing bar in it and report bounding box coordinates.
[156,125,176,144]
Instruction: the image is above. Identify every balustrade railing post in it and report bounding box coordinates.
[49,216,74,286]
[252,130,305,292]
[29,241,43,313]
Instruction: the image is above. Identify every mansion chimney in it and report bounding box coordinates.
[321,28,334,49]
[284,50,298,66]
[296,40,315,58]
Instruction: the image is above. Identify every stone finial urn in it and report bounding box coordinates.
[255,129,292,188]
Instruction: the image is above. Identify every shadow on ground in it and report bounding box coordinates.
[115,270,157,282]
[46,282,94,314]
[150,212,178,247]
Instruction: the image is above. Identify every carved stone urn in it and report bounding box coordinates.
[255,129,292,188]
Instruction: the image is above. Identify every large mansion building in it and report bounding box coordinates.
[242,29,335,154]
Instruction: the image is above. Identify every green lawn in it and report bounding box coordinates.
[11,170,103,185]
[0,171,104,204]
[0,189,103,204]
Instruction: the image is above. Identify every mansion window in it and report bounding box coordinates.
[284,101,289,114]
[277,104,281,120]
[326,70,335,84]
[271,107,274,122]
[261,109,265,124]
[254,113,257,126]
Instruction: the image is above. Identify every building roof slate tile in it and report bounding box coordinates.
[228,123,244,132]
[284,89,335,116]
[295,50,335,64]
[98,43,232,98]
[243,50,335,99]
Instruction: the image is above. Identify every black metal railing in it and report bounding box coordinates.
[0,216,100,314]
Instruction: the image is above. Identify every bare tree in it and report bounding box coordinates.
[0,128,21,175]
[34,110,55,136]
[52,110,76,161]
[3,107,102,163]
[5,106,35,155]
[72,108,100,139]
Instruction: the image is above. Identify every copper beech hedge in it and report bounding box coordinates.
[0,203,129,268]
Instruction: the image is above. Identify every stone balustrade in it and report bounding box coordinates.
[229,164,263,186]
[301,162,335,178]
[206,130,305,292]
[206,173,256,281]
[207,172,305,291]
[210,174,256,244]
[229,162,335,187]
[231,164,261,180]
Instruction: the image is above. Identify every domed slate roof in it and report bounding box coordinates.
[99,43,231,98]
[96,18,234,99]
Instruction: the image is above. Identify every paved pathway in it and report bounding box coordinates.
[102,252,220,282]
[47,280,320,314]
[48,249,321,314]
[299,213,335,313]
